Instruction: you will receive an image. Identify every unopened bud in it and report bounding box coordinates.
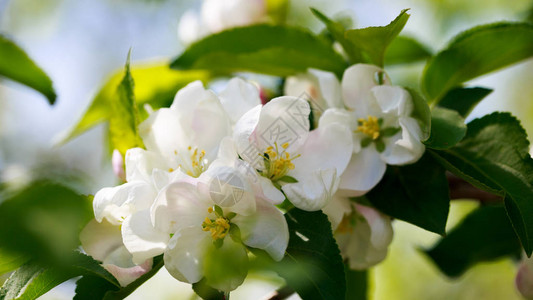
[112,149,126,182]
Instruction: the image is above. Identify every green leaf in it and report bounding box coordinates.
[0,253,119,300]
[192,278,224,300]
[278,175,298,183]
[367,153,450,235]
[422,22,533,102]
[406,88,431,141]
[171,24,347,77]
[424,107,467,149]
[345,9,410,67]
[310,8,363,63]
[384,36,432,65]
[0,182,93,264]
[0,249,29,276]
[344,266,367,300]
[273,209,346,300]
[74,276,119,300]
[0,35,56,104]
[425,205,521,277]
[438,87,493,118]
[430,112,533,256]
[108,51,144,155]
[60,63,209,144]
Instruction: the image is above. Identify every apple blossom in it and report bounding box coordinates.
[150,163,288,291]
[322,197,393,270]
[286,64,425,196]
[232,96,353,211]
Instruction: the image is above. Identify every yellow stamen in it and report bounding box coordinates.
[260,142,300,181]
[357,115,380,140]
[201,208,231,240]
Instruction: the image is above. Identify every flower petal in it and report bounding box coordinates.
[125,148,168,183]
[80,219,123,262]
[370,85,413,116]
[322,195,352,230]
[164,226,211,284]
[122,210,170,264]
[103,246,153,287]
[282,168,338,211]
[257,176,285,204]
[338,147,386,196]
[380,117,425,165]
[219,77,262,124]
[341,64,390,111]
[309,68,343,109]
[233,198,289,261]
[233,104,262,168]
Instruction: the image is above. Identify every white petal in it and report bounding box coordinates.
[380,117,425,165]
[338,147,386,196]
[178,10,204,45]
[370,85,413,116]
[290,123,353,180]
[151,180,209,234]
[201,0,266,33]
[257,176,285,204]
[233,104,263,168]
[322,195,352,230]
[341,64,390,111]
[104,255,152,287]
[309,68,343,109]
[219,77,262,124]
[122,210,170,264]
[233,198,288,261]
[164,226,212,284]
[282,168,338,211]
[125,148,168,183]
[80,219,123,262]
[255,96,310,153]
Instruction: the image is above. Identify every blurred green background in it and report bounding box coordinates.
[1,0,532,299]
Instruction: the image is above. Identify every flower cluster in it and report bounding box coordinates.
[82,64,425,291]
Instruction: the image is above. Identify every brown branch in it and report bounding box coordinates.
[446,172,502,204]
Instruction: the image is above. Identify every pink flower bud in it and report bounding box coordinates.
[112,149,126,181]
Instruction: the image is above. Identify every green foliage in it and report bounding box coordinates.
[61,63,209,144]
[345,266,367,300]
[384,36,432,65]
[0,249,28,276]
[430,112,533,256]
[425,205,521,277]
[0,182,93,264]
[171,24,347,77]
[345,9,410,67]
[272,209,346,300]
[310,8,363,64]
[438,87,493,118]
[367,153,450,235]
[0,252,119,300]
[424,107,467,149]
[0,35,56,104]
[422,22,533,102]
[192,278,224,300]
[109,52,144,155]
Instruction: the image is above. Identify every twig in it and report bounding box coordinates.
[447,172,502,204]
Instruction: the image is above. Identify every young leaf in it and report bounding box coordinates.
[272,209,346,300]
[310,8,363,63]
[109,51,144,155]
[345,9,410,67]
[424,107,467,149]
[422,22,533,102]
[430,112,533,256]
[425,205,521,277]
[0,182,93,264]
[60,64,209,144]
[437,87,493,118]
[384,36,432,65]
[0,35,56,104]
[366,153,450,235]
[171,24,347,77]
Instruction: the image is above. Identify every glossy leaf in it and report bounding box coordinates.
[384,36,431,65]
[422,22,533,102]
[61,63,209,143]
[171,24,347,77]
[367,153,450,235]
[345,9,410,67]
[438,87,493,118]
[273,209,345,300]
[109,52,144,155]
[425,205,521,277]
[424,107,467,149]
[0,35,56,104]
[0,248,29,276]
[0,182,93,264]
[430,112,533,256]
[310,8,363,63]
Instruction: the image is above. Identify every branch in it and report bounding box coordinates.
[447,172,502,204]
